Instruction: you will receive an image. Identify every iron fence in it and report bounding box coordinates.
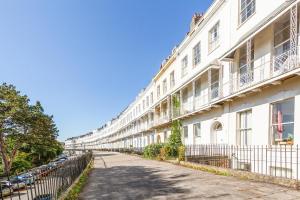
[185,144,300,180]
[0,153,92,200]
[105,147,144,155]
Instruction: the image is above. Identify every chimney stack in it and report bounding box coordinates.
[190,13,203,33]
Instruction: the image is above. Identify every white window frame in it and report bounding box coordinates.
[209,22,220,53]
[163,78,167,94]
[157,85,161,99]
[150,92,153,104]
[240,0,255,25]
[181,56,188,78]
[146,96,149,107]
[170,71,175,88]
[193,123,201,138]
[193,42,201,67]
[270,98,295,145]
[237,110,252,145]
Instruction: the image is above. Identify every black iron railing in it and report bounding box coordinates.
[0,153,92,200]
[185,144,300,180]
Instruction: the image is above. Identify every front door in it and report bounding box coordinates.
[212,122,224,144]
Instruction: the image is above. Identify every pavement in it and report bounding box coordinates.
[79,151,300,200]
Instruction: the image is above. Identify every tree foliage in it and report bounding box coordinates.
[167,120,183,157]
[0,83,62,175]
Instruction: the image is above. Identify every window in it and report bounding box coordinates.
[146,96,149,107]
[143,100,145,110]
[240,0,255,24]
[150,92,153,104]
[193,123,201,137]
[238,110,252,145]
[209,22,220,52]
[193,42,201,67]
[181,56,188,78]
[271,98,294,145]
[183,126,188,138]
[157,85,161,99]
[170,71,175,88]
[163,79,167,94]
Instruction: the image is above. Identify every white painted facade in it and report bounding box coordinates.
[65,0,300,151]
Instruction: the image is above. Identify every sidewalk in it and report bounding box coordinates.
[79,152,300,200]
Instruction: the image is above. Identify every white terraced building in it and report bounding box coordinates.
[66,0,300,152]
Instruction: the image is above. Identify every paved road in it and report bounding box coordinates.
[79,152,300,200]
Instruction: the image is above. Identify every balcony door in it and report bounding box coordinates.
[273,12,291,74]
[211,69,220,100]
[239,41,254,87]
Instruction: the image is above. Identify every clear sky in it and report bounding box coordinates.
[0,0,212,141]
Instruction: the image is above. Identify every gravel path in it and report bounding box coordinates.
[79,152,300,200]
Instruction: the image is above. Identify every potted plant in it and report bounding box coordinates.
[286,134,294,145]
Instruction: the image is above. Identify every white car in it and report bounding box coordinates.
[9,179,26,190]
[1,185,12,197]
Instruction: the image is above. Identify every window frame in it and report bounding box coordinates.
[150,92,154,104]
[146,96,149,107]
[237,109,252,145]
[193,123,201,138]
[183,126,189,138]
[193,42,201,67]
[270,98,295,145]
[157,85,161,99]
[170,71,175,88]
[181,55,188,78]
[208,22,220,53]
[163,78,167,94]
[239,0,256,25]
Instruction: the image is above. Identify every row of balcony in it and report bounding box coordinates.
[67,46,300,148]
[170,47,300,119]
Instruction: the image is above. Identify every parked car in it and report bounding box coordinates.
[33,194,52,200]
[0,183,13,197]
[17,173,35,185]
[9,179,26,190]
[54,159,66,166]
[47,162,57,170]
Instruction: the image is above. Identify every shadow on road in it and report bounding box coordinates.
[79,165,189,200]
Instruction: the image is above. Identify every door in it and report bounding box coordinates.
[212,122,224,144]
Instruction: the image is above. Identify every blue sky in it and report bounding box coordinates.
[0,0,212,141]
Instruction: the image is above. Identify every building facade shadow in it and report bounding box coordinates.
[79,165,189,200]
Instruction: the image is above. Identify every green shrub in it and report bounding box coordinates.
[158,145,171,161]
[178,146,185,161]
[143,143,164,159]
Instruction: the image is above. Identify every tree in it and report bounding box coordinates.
[167,119,183,157]
[0,83,61,175]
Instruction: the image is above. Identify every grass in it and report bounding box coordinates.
[62,159,94,200]
[179,161,231,176]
